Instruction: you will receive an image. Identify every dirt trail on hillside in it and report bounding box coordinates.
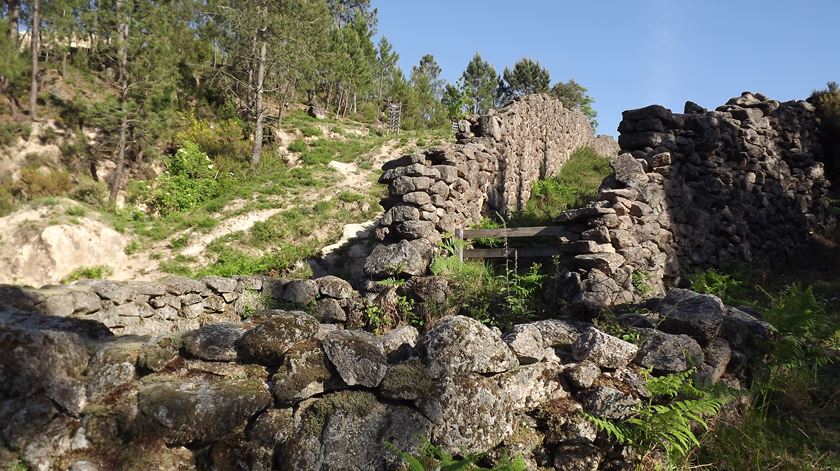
[120,138,409,280]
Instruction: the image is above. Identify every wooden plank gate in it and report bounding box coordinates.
[452,226,570,261]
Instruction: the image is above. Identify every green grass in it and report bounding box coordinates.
[61,265,112,283]
[509,146,612,226]
[288,139,308,153]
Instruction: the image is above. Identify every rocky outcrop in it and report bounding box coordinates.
[366,94,618,279]
[553,92,834,312]
[0,289,768,470]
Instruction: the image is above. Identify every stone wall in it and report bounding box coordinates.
[0,288,770,470]
[552,92,834,311]
[366,94,618,279]
[0,275,366,337]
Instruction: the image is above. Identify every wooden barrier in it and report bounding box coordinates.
[452,226,570,260]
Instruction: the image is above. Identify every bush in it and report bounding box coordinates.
[175,114,249,161]
[14,167,73,199]
[288,139,307,153]
[0,122,31,147]
[70,177,108,206]
[142,141,221,215]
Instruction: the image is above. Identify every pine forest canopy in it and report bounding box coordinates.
[0,0,599,197]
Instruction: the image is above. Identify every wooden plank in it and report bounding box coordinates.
[454,228,464,262]
[461,226,570,238]
[462,247,562,259]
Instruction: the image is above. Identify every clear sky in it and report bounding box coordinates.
[371,0,840,135]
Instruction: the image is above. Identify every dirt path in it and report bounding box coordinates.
[120,138,409,280]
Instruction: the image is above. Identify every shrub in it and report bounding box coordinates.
[142,141,221,215]
[587,369,730,468]
[287,139,307,153]
[0,122,31,147]
[176,114,249,160]
[299,124,322,138]
[14,167,73,199]
[70,177,108,206]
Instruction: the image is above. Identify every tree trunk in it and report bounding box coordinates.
[29,0,40,121]
[250,38,267,167]
[0,76,20,119]
[109,0,130,204]
[246,32,257,111]
[8,0,19,42]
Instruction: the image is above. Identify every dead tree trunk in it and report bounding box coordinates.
[28,0,40,121]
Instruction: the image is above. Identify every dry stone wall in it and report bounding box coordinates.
[552,92,834,312]
[367,94,618,279]
[0,287,770,471]
[0,275,364,337]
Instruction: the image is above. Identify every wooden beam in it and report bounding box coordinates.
[461,226,571,238]
[462,247,562,259]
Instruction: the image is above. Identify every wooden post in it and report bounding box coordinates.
[454,228,464,262]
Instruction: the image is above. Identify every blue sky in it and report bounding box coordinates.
[372,0,840,134]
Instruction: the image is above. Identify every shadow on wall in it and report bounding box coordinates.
[551,93,834,315]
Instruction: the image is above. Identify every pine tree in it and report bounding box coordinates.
[374,36,399,119]
[498,57,550,104]
[409,53,445,128]
[0,18,27,117]
[460,53,497,114]
[551,79,597,127]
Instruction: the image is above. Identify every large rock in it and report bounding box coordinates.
[0,203,129,287]
[271,339,345,406]
[419,315,518,378]
[135,368,272,445]
[282,280,319,306]
[315,276,353,300]
[364,239,433,278]
[378,325,419,363]
[503,319,582,363]
[657,289,724,345]
[633,329,703,373]
[282,391,431,470]
[579,386,639,420]
[0,326,90,407]
[239,311,319,365]
[496,362,568,410]
[322,330,388,387]
[572,327,638,369]
[418,373,514,453]
[182,323,246,362]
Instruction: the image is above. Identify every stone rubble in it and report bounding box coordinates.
[0,288,766,470]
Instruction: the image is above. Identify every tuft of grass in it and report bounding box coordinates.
[65,205,86,217]
[61,265,112,283]
[298,124,322,138]
[288,139,307,153]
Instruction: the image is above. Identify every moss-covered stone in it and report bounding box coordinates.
[270,339,346,406]
[134,370,272,445]
[379,358,433,401]
[239,311,319,365]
